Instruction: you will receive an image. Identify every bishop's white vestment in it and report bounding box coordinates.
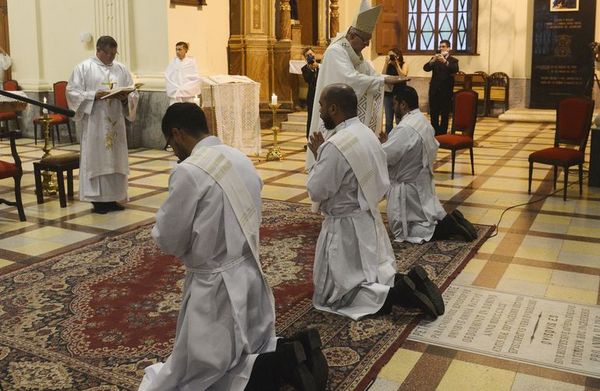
[66,57,139,202]
[165,56,202,106]
[307,117,396,320]
[306,34,385,170]
[382,109,446,243]
[139,136,277,391]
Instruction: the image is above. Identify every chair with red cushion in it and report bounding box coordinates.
[33,81,74,145]
[0,129,26,221]
[435,90,478,179]
[528,96,594,201]
[0,79,21,132]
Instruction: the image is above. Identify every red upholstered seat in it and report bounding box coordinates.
[0,130,26,221]
[33,113,68,125]
[0,112,17,121]
[528,147,584,166]
[435,90,478,179]
[528,96,594,201]
[32,81,73,145]
[0,80,21,132]
[0,160,17,179]
[436,134,473,149]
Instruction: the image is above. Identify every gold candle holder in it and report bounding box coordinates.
[39,113,57,195]
[266,103,283,161]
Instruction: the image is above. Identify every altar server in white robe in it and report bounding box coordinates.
[307,84,442,321]
[139,103,327,391]
[381,85,478,243]
[165,41,203,106]
[0,46,11,83]
[66,36,139,214]
[305,0,407,170]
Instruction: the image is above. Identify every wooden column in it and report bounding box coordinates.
[329,0,339,38]
[228,0,273,104]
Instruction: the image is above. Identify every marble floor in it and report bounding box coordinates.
[1,117,599,390]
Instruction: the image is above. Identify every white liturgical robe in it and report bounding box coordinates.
[139,136,277,391]
[0,53,11,83]
[66,57,139,202]
[165,56,202,106]
[382,109,446,243]
[306,34,385,170]
[307,117,396,320]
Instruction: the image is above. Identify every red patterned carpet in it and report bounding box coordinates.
[0,200,492,390]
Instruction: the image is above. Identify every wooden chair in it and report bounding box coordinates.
[452,71,466,94]
[486,72,510,116]
[471,71,488,116]
[33,81,74,145]
[528,96,594,201]
[0,130,26,221]
[0,80,21,132]
[34,153,80,208]
[436,90,478,179]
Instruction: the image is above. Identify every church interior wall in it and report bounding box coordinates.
[167,1,230,77]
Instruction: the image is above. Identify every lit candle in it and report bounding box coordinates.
[42,97,48,115]
[271,93,277,106]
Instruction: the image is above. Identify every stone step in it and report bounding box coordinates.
[498,108,556,123]
[281,121,306,132]
[286,111,308,122]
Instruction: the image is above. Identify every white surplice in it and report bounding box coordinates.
[139,136,276,391]
[165,56,202,106]
[382,109,446,243]
[0,53,11,83]
[307,117,396,320]
[66,57,139,202]
[306,34,385,170]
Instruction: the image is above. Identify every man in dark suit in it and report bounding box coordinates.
[301,47,319,140]
[423,39,459,135]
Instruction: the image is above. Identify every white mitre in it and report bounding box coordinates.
[351,0,382,35]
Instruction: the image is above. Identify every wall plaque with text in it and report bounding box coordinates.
[530,0,595,109]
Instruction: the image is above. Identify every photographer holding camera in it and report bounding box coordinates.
[302,47,320,140]
[423,39,459,135]
[382,48,408,133]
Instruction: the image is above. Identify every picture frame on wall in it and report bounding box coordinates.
[550,0,578,12]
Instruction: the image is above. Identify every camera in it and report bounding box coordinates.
[435,49,441,54]
[389,54,397,61]
[307,54,315,64]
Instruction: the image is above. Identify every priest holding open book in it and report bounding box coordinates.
[67,35,139,214]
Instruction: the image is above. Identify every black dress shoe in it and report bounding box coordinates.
[391,275,438,319]
[106,202,125,211]
[447,213,477,241]
[451,210,477,240]
[278,340,317,391]
[91,202,109,214]
[408,265,445,315]
[286,329,328,390]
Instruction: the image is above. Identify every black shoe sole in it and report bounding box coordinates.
[293,329,328,391]
[448,213,477,241]
[400,275,438,319]
[280,341,318,391]
[408,265,445,315]
[451,210,478,240]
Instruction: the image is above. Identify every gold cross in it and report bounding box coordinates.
[101,77,116,90]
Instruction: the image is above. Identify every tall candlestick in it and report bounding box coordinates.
[42,97,48,115]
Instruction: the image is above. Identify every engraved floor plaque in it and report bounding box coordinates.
[409,285,600,377]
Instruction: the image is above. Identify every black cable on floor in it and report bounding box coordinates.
[488,169,590,238]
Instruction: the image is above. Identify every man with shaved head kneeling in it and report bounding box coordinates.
[306,84,444,321]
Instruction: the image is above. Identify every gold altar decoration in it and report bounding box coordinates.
[39,113,57,195]
[266,103,283,161]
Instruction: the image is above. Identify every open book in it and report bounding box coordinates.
[100,83,144,99]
